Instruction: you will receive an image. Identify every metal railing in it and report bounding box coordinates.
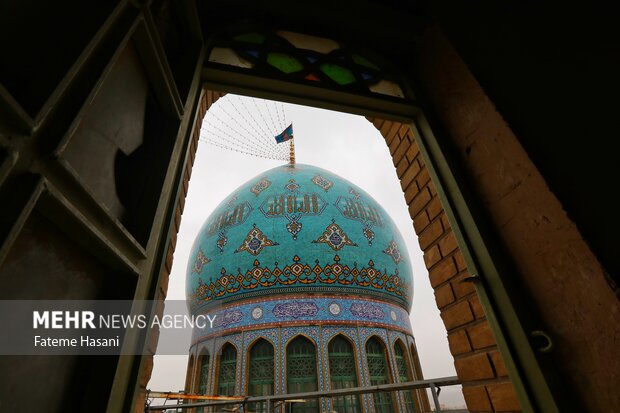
[147,376,461,413]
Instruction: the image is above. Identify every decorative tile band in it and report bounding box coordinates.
[192,295,412,342]
[191,253,410,311]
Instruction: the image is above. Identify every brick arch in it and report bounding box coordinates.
[367,117,518,412]
[139,90,519,413]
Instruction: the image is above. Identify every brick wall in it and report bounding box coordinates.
[409,25,620,413]
[368,117,520,413]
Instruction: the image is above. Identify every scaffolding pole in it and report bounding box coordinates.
[146,376,459,412]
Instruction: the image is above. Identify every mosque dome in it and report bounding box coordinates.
[186,163,413,314]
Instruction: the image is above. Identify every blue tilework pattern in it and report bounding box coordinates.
[186,164,414,313]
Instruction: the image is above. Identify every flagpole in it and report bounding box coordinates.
[289,138,295,164]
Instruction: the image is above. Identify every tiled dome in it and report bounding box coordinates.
[186,164,413,313]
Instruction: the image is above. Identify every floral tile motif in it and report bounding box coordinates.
[383,240,403,264]
[313,220,357,251]
[311,174,333,191]
[285,213,303,240]
[216,230,228,253]
[251,177,271,196]
[362,223,375,246]
[192,249,211,274]
[235,224,278,256]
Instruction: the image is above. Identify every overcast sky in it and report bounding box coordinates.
[148,95,465,408]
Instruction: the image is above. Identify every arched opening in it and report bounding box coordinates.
[286,336,319,413]
[194,349,211,413]
[394,340,415,413]
[197,349,210,394]
[5,3,619,413]
[215,343,237,396]
[150,95,461,408]
[248,338,275,413]
[328,334,361,413]
[366,336,395,413]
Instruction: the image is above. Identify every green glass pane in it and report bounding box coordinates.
[328,336,361,413]
[198,354,210,413]
[366,337,393,413]
[217,344,237,396]
[199,354,210,393]
[319,63,356,85]
[287,337,318,413]
[267,52,304,74]
[395,343,416,413]
[249,339,275,413]
[352,54,380,70]
[234,32,265,44]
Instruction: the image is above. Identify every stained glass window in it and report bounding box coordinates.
[267,52,304,74]
[395,341,416,413]
[286,336,319,413]
[206,29,408,99]
[217,344,237,396]
[319,64,356,85]
[248,339,275,413]
[366,337,394,413]
[328,335,361,413]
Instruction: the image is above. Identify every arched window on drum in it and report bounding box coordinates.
[395,340,416,412]
[216,343,237,396]
[366,336,395,413]
[248,339,275,413]
[286,336,319,413]
[328,335,361,413]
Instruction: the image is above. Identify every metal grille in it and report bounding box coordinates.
[366,337,393,413]
[287,336,318,413]
[249,339,275,413]
[250,358,275,381]
[328,336,361,413]
[199,354,210,394]
[217,344,237,396]
[198,354,210,413]
[395,343,416,413]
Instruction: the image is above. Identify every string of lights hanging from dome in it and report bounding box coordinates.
[199,95,293,162]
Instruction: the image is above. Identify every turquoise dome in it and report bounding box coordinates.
[186,164,413,313]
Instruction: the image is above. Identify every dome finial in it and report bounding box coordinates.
[274,122,294,164]
[289,138,295,164]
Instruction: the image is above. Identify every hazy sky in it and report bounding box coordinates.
[148,95,465,408]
